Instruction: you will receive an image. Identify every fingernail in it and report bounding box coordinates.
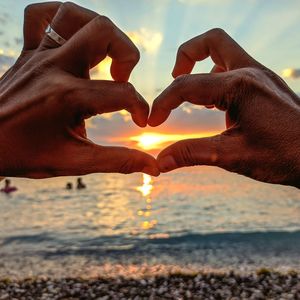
[142,166,160,177]
[158,155,177,172]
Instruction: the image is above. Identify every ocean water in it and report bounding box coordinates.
[0,167,299,278]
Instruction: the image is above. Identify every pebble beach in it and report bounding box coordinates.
[1,172,299,299]
[1,270,300,300]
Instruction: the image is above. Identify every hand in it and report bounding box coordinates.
[0,2,159,178]
[149,28,300,188]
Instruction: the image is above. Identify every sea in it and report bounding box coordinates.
[0,167,300,279]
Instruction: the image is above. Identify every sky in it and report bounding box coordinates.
[0,0,300,153]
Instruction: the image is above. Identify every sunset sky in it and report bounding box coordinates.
[0,0,299,153]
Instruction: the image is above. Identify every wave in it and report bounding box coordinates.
[2,230,300,260]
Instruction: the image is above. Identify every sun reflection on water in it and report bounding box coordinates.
[136,174,157,230]
[136,174,153,197]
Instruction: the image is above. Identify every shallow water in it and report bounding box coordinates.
[0,167,299,278]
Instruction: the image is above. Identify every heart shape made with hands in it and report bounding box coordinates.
[2,2,298,188]
[38,3,231,177]
[38,2,243,178]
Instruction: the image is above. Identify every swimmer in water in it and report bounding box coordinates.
[0,179,17,194]
[77,178,86,190]
[66,182,73,190]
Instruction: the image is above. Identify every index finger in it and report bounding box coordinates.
[59,16,140,82]
[172,28,257,77]
[148,72,237,127]
[23,2,62,50]
[39,2,98,49]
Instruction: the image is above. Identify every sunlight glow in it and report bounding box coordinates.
[282,68,300,79]
[130,132,217,150]
[282,68,294,78]
[127,28,163,54]
[136,174,153,197]
[136,174,157,230]
[91,56,112,80]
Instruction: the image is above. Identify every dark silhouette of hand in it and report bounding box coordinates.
[149,29,300,188]
[0,2,159,178]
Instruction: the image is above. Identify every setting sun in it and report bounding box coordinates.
[130,132,217,151]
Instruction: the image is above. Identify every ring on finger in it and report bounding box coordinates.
[45,25,66,46]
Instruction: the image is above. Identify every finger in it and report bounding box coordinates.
[68,79,149,127]
[204,65,224,109]
[23,2,62,50]
[40,2,97,49]
[70,141,160,177]
[39,142,160,178]
[59,15,140,81]
[148,72,234,127]
[172,28,256,78]
[156,134,240,173]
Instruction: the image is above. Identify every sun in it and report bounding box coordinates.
[129,132,217,151]
[130,133,171,150]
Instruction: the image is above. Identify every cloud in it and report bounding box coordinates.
[282,68,300,79]
[0,12,9,25]
[14,37,23,45]
[127,28,163,54]
[87,104,225,152]
[0,52,15,77]
[3,41,10,47]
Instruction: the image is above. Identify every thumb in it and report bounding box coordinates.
[60,140,160,177]
[157,135,239,173]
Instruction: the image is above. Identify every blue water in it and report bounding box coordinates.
[0,167,299,278]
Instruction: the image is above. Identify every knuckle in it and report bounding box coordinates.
[239,67,262,81]
[119,150,141,174]
[95,15,113,29]
[230,68,260,96]
[207,28,227,40]
[24,2,62,18]
[120,82,137,107]
[29,57,56,78]
[177,42,193,61]
[24,3,39,17]
[62,1,78,11]
[177,43,188,54]
[60,83,77,103]
[172,74,189,89]
[206,135,225,167]
[122,82,136,96]
[177,141,197,166]
[128,45,140,64]
[120,44,140,66]
[217,135,246,171]
[46,76,79,109]
[61,1,98,20]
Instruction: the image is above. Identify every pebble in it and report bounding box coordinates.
[0,271,299,299]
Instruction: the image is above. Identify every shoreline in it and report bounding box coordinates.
[0,270,299,299]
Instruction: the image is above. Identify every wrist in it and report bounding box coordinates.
[283,111,300,188]
[290,147,300,188]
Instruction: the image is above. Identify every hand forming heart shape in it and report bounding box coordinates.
[0,2,299,188]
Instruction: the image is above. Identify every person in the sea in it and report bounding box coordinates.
[65,182,73,190]
[77,178,86,190]
[0,2,299,188]
[0,179,17,194]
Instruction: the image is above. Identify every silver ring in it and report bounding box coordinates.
[45,25,66,46]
